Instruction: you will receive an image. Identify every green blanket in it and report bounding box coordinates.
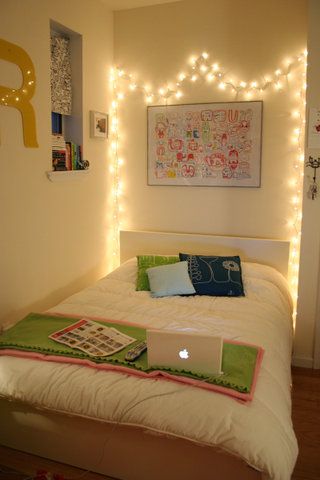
[0,313,261,395]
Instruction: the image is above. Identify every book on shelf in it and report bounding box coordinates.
[65,142,72,171]
[52,134,67,171]
[52,135,89,172]
[52,151,67,171]
[66,141,88,170]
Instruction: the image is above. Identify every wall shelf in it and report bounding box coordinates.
[46,170,90,182]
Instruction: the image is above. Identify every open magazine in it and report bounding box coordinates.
[49,318,136,357]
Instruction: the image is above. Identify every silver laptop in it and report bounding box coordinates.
[146,329,223,376]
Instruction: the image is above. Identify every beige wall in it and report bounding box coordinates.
[296,0,320,367]
[0,0,113,327]
[114,0,306,238]
[114,0,309,358]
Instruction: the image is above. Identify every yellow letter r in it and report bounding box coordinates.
[0,38,38,148]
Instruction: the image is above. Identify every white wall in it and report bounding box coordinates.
[113,0,309,357]
[0,0,113,327]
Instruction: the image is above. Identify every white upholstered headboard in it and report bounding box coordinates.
[119,230,290,279]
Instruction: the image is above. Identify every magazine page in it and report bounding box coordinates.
[49,318,136,357]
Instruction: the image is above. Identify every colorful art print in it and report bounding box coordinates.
[147,101,262,187]
[90,111,108,138]
[307,108,320,148]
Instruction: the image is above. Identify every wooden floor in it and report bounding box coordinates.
[291,367,320,480]
[0,366,319,480]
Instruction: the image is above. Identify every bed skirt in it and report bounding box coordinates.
[0,398,264,480]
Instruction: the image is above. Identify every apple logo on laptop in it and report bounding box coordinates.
[179,348,189,360]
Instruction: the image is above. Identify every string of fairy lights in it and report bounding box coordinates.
[109,50,307,309]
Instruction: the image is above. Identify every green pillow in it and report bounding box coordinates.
[136,255,180,291]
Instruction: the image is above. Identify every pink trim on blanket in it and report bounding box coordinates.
[0,346,264,402]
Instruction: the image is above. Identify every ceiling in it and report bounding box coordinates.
[102,0,182,11]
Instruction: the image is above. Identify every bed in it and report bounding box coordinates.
[0,230,297,480]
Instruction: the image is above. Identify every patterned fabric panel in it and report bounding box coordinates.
[179,253,244,297]
[51,33,72,115]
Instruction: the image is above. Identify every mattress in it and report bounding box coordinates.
[0,259,297,480]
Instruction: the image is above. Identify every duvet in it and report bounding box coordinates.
[0,259,297,480]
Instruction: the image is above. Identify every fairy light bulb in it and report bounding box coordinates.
[288,178,297,187]
[202,52,209,59]
[287,219,295,228]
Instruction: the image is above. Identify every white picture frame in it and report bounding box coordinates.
[147,101,263,187]
[90,111,108,138]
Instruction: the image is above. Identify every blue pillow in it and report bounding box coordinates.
[179,253,244,297]
[146,261,196,298]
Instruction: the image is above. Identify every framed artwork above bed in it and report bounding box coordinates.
[147,100,263,187]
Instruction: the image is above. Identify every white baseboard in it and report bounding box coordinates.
[291,355,314,368]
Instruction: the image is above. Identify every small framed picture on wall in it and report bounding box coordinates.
[90,111,108,138]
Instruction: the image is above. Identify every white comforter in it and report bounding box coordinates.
[0,260,297,480]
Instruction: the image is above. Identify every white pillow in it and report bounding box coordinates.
[146,261,196,298]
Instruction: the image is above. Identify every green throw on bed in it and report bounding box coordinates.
[0,312,260,394]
